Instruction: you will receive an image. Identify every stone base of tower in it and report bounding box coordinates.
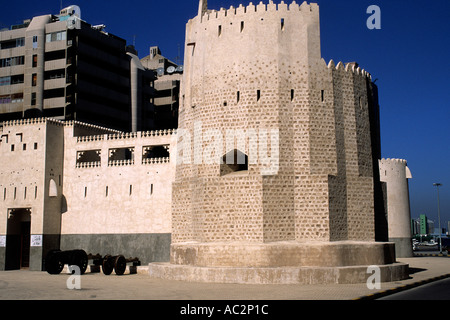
[148,241,409,284]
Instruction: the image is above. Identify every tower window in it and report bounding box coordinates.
[218,25,222,37]
[321,90,325,102]
[237,91,240,103]
[281,18,285,31]
[240,21,244,33]
[257,90,261,101]
[291,89,295,101]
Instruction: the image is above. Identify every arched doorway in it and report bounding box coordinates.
[5,208,31,270]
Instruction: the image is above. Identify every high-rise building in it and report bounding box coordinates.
[0,5,156,132]
[420,214,428,235]
[141,46,182,129]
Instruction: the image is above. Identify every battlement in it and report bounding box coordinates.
[327,59,372,80]
[197,1,318,22]
[1,117,64,128]
[380,158,408,165]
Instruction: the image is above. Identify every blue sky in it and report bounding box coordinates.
[2,0,449,228]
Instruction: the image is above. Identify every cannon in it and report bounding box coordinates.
[45,249,141,275]
[101,255,141,276]
[45,249,88,275]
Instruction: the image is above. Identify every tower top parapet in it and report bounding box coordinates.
[195,1,319,22]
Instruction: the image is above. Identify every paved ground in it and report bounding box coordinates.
[0,256,449,301]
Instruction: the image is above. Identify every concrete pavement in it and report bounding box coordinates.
[0,256,449,300]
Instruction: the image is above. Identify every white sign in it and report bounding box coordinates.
[30,235,43,247]
[0,236,6,247]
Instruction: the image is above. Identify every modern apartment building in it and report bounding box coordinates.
[141,46,182,129]
[0,5,156,132]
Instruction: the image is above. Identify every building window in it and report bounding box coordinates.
[257,90,261,101]
[23,144,27,151]
[220,149,249,176]
[105,186,109,197]
[321,90,325,102]
[281,18,285,31]
[34,143,38,150]
[237,91,240,103]
[11,144,15,152]
[32,74,37,87]
[240,21,245,33]
[46,31,66,43]
[218,25,222,37]
[0,76,11,86]
[31,92,36,105]
[32,36,38,49]
[32,55,38,68]
[291,89,295,101]
[0,56,25,68]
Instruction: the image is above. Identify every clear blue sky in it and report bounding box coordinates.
[2,0,449,228]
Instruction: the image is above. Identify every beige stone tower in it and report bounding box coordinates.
[379,158,413,258]
[149,0,408,284]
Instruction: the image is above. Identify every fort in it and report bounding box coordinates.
[0,0,413,284]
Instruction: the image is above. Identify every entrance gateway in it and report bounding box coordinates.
[5,208,31,270]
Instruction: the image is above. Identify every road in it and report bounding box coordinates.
[378,277,450,300]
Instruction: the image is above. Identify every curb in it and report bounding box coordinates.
[355,273,450,300]
[414,253,450,258]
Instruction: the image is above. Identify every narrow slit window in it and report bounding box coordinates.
[321,90,325,102]
[240,21,244,33]
[150,184,153,196]
[14,187,17,200]
[291,89,295,101]
[105,186,109,197]
[281,18,285,31]
[129,185,133,196]
[84,187,87,198]
[35,186,38,199]
[34,142,38,150]
[237,91,240,103]
[218,25,222,37]
[257,90,261,101]
[3,188,6,200]
[24,187,27,199]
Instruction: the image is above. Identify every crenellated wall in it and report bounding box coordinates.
[0,118,177,268]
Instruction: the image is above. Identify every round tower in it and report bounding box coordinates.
[379,158,413,257]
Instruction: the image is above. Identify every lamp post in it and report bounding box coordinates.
[433,183,442,253]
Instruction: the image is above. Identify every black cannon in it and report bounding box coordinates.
[45,250,140,276]
[45,249,88,275]
[101,255,141,276]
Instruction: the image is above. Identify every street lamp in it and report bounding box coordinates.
[433,183,443,253]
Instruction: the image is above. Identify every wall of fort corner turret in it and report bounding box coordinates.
[173,1,379,244]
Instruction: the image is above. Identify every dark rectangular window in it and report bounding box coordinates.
[31,92,36,105]
[32,54,38,67]
[257,90,261,101]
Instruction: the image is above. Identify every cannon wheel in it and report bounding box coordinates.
[45,250,64,275]
[114,255,127,276]
[102,255,114,275]
[70,250,88,275]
